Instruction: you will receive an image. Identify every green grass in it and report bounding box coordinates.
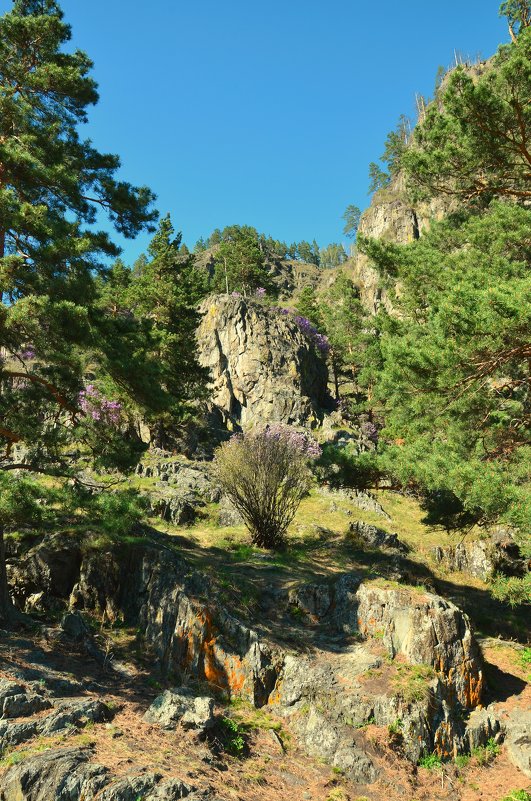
[392,664,436,704]
[418,752,443,770]
[472,737,500,766]
[499,792,531,801]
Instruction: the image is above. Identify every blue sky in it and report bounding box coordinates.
[4,1,508,261]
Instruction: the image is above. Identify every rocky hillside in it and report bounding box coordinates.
[1,487,529,801]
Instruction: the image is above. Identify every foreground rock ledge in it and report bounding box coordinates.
[8,533,486,778]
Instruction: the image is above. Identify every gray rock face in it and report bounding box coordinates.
[465,706,502,751]
[0,747,109,801]
[0,746,215,800]
[197,295,329,429]
[8,534,485,773]
[6,533,82,613]
[144,688,215,733]
[348,521,408,553]
[431,530,528,581]
[136,457,221,526]
[351,173,449,313]
[505,709,531,778]
[1,692,51,719]
[286,575,484,761]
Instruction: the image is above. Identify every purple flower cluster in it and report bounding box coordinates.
[79,385,122,425]
[255,287,267,297]
[360,420,379,444]
[20,346,36,360]
[263,424,322,459]
[292,316,331,355]
[231,291,242,298]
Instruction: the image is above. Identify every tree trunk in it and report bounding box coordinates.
[0,526,19,626]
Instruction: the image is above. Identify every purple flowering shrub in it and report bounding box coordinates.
[20,346,36,361]
[255,287,267,297]
[79,385,122,425]
[360,420,379,444]
[262,424,322,459]
[213,424,319,548]
[272,310,330,355]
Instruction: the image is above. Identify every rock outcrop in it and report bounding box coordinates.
[431,530,529,581]
[350,173,450,313]
[6,533,486,774]
[0,746,219,801]
[196,295,330,429]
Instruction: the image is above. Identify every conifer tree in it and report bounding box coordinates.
[0,0,157,621]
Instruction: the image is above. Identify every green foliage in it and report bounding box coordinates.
[499,0,531,39]
[402,30,531,202]
[368,162,390,193]
[520,647,531,672]
[454,754,470,769]
[213,232,271,295]
[295,287,324,329]
[392,663,436,703]
[472,737,500,765]
[218,716,246,756]
[0,0,159,481]
[418,752,443,770]
[499,791,531,801]
[365,203,531,534]
[85,490,147,537]
[317,444,380,491]
[367,115,411,193]
[388,718,403,736]
[490,574,531,608]
[102,214,209,444]
[0,473,59,528]
[420,490,480,533]
[342,205,362,239]
[319,243,347,269]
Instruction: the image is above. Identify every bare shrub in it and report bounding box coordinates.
[211,426,321,549]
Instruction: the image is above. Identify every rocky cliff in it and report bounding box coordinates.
[351,174,451,312]
[196,295,330,430]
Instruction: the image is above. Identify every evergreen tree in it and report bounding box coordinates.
[368,162,390,193]
[342,205,362,239]
[295,287,324,330]
[319,274,368,400]
[402,26,531,202]
[319,243,347,269]
[363,203,531,532]
[125,214,208,443]
[213,233,270,295]
[500,0,531,41]
[296,240,320,266]
[0,0,157,621]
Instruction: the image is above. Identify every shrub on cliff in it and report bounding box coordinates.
[211,426,321,549]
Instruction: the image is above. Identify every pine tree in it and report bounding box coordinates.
[213,233,270,295]
[402,26,531,202]
[126,215,208,444]
[0,0,156,621]
[342,205,362,239]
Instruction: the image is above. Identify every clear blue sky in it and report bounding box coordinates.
[3,0,509,262]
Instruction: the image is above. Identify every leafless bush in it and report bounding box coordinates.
[211,426,320,549]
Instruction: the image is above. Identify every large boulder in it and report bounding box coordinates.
[143,687,215,733]
[505,709,531,778]
[196,295,329,429]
